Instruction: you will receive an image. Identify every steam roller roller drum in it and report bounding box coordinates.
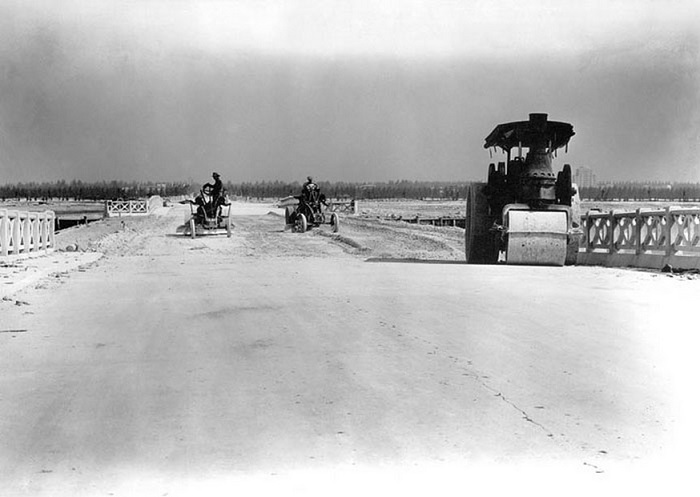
[505,210,568,266]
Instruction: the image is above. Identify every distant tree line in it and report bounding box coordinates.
[231,180,465,200]
[2,179,699,202]
[0,179,467,201]
[579,182,700,201]
[0,180,190,201]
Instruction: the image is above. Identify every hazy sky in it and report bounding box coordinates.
[0,0,698,183]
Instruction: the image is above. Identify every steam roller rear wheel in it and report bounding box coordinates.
[556,164,573,206]
[465,182,497,264]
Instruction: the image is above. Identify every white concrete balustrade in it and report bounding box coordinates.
[578,207,700,269]
[105,195,164,217]
[0,209,55,257]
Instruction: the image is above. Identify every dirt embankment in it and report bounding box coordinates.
[54,208,178,256]
[329,216,464,260]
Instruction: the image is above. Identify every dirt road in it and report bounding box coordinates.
[1,204,698,496]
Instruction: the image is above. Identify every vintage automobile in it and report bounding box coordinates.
[283,189,339,233]
[177,185,233,238]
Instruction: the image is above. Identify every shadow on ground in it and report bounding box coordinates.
[365,257,469,265]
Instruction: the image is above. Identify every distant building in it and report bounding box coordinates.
[574,166,597,188]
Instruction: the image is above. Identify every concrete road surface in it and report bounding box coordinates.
[1,205,699,496]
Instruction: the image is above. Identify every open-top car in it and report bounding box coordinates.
[284,189,339,233]
[177,185,233,238]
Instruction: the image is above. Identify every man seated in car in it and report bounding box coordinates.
[194,172,227,217]
[301,176,319,201]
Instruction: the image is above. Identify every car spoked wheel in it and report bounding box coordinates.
[294,213,307,233]
[330,213,339,233]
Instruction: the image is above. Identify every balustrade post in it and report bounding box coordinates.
[24,214,31,253]
[12,211,21,254]
[635,208,642,255]
[665,207,673,256]
[0,210,8,257]
[47,212,55,249]
[585,212,592,253]
[35,214,41,251]
[41,213,47,250]
[37,213,42,250]
[608,210,615,253]
[32,214,39,252]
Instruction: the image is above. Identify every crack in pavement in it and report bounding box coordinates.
[397,330,556,439]
[456,364,555,438]
[583,461,605,473]
[441,346,608,472]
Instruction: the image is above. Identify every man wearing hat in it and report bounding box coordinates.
[194,172,225,217]
[206,172,223,200]
[301,176,318,202]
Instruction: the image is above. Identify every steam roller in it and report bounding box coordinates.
[465,113,582,266]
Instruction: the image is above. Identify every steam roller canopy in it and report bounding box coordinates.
[506,210,568,266]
